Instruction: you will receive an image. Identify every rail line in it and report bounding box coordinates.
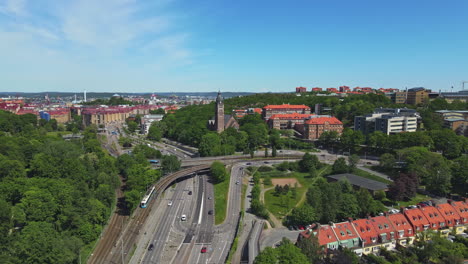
[89,165,210,264]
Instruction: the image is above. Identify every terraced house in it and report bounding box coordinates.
[387,213,414,246]
[298,200,468,257]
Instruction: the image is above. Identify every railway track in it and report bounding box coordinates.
[89,165,210,264]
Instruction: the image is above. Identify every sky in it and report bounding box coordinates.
[1,0,467,93]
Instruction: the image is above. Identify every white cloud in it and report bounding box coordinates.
[0,0,27,16]
[0,0,198,92]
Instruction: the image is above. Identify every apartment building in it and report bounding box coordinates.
[406,87,429,105]
[354,108,419,135]
[262,104,311,120]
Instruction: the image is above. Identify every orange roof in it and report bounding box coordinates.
[269,113,315,120]
[305,116,342,125]
[387,213,413,238]
[263,104,310,110]
[435,203,462,226]
[449,201,468,222]
[404,208,429,230]
[332,222,359,241]
[370,216,396,238]
[352,219,378,244]
[420,206,446,229]
[301,225,337,245]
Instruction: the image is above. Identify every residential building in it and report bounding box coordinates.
[353,87,373,93]
[390,91,407,104]
[448,199,468,232]
[387,212,415,246]
[369,216,397,251]
[331,222,361,250]
[439,90,468,103]
[140,114,164,134]
[419,205,449,235]
[326,173,389,195]
[326,88,338,93]
[311,87,323,92]
[296,86,307,93]
[267,113,315,130]
[406,87,429,105]
[435,110,468,134]
[301,116,343,140]
[298,224,339,251]
[351,219,379,255]
[354,108,419,135]
[339,86,351,92]
[435,203,464,235]
[262,104,311,120]
[403,208,430,234]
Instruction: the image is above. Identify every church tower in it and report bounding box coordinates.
[215,91,225,133]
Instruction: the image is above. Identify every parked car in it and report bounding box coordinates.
[188,191,192,195]
[298,225,305,230]
[181,215,187,221]
[208,210,213,215]
[201,247,207,253]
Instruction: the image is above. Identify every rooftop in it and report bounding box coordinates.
[327,173,388,191]
[263,104,311,110]
[305,116,343,125]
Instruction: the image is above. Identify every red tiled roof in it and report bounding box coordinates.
[304,116,342,125]
[370,216,396,238]
[420,206,446,229]
[332,222,359,241]
[404,208,429,231]
[436,203,462,227]
[352,219,378,245]
[253,108,262,114]
[300,225,338,245]
[263,104,310,110]
[451,201,468,223]
[387,213,413,238]
[269,113,315,120]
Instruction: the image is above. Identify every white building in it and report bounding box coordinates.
[140,114,164,134]
[355,108,419,135]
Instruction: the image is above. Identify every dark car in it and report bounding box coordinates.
[188,191,192,195]
[264,161,269,164]
[148,244,154,251]
[208,210,213,215]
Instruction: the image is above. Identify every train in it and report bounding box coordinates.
[140,186,156,208]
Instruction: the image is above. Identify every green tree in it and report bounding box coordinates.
[347,154,360,171]
[199,133,221,157]
[286,205,317,226]
[379,153,396,170]
[296,232,323,264]
[210,161,228,183]
[147,122,162,141]
[332,157,348,174]
[127,121,138,133]
[298,152,320,172]
[161,155,181,174]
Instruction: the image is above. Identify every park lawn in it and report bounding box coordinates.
[353,168,393,184]
[213,178,230,225]
[264,187,305,220]
[395,194,430,207]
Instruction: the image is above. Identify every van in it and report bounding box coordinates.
[181,215,187,221]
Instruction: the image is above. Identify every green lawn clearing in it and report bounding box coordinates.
[213,179,230,225]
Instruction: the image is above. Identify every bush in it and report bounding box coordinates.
[258,165,274,172]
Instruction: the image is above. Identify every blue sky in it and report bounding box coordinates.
[1,0,467,93]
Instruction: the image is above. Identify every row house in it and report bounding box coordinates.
[419,206,448,233]
[436,202,465,235]
[387,213,414,246]
[267,113,315,130]
[262,104,311,120]
[449,200,468,233]
[299,200,468,257]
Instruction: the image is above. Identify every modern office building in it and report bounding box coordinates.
[354,108,419,135]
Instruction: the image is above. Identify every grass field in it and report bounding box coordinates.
[213,178,230,225]
[261,165,331,219]
[353,168,393,184]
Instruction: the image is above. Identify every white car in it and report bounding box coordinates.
[181,215,187,221]
[168,201,173,206]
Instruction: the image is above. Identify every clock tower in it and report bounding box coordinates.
[215,91,225,133]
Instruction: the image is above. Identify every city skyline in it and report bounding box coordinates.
[1,0,468,93]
